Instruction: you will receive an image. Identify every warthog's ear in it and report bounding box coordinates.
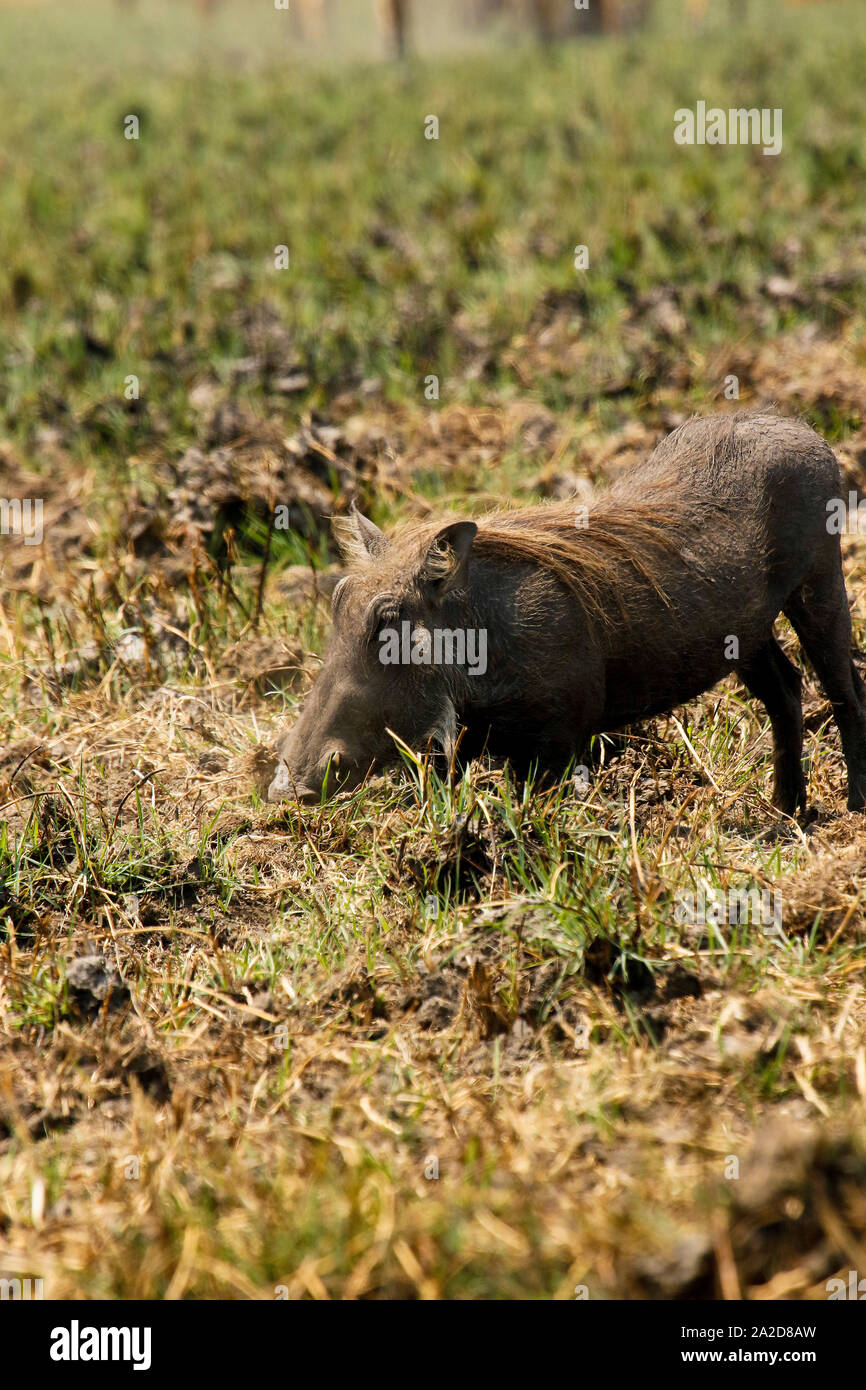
[332,502,388,565]
[417,521,478,600]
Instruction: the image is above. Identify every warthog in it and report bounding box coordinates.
[269,412,866,813]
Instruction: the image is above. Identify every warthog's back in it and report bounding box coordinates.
[611,411,841,535]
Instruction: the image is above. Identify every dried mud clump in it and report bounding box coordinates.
[66,955,130,1018]
[776,844,866,941]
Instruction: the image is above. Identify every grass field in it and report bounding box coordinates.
[3,0,866,1300]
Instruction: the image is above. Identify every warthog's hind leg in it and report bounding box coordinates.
[737,637,806,815]
[784,563,866,812]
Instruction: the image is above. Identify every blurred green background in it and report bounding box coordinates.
[1,0,864,491]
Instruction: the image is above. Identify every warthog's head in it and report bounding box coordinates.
[268,506,479,803]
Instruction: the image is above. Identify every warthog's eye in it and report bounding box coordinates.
[363,594,401,645]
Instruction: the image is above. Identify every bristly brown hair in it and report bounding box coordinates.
[390,496,687,624]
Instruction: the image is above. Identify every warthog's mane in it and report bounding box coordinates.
[389,493,688,625]
[475,498,685,616]
[382,412,801,622]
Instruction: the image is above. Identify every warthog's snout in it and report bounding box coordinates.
[268,747,360,803]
